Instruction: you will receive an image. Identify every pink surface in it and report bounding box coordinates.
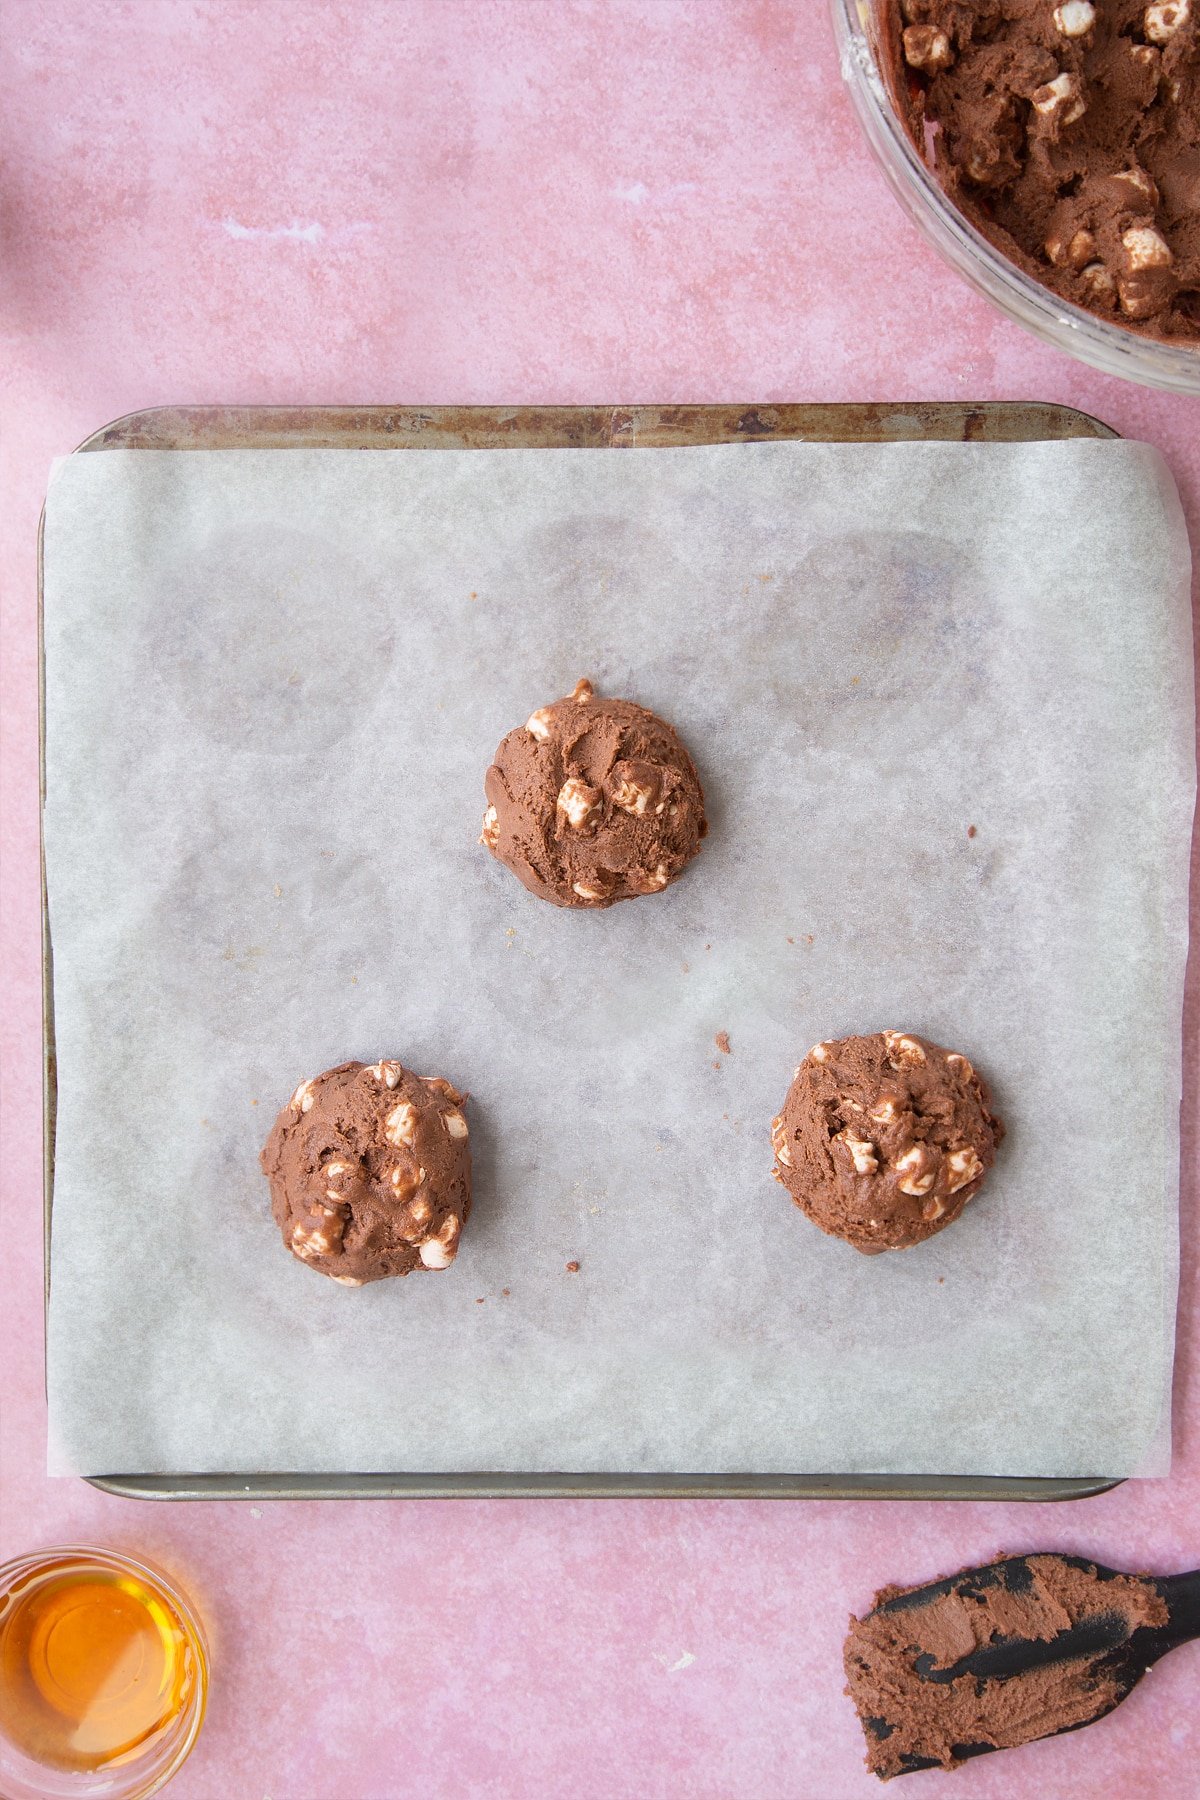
[1,3,1196,1796]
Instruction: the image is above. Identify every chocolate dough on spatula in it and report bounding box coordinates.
[845,1553,1199,1779]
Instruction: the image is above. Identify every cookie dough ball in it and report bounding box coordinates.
[480,678,706,908]
[771,1031,1004,1254]
[261,1061,471,1284]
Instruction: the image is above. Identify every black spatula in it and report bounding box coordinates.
[844,1553,1200,1779]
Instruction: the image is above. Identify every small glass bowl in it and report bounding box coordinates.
[830,0,1200,395]
[0,1546,208,1800]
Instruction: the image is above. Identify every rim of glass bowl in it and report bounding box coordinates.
[830,0,1200,395]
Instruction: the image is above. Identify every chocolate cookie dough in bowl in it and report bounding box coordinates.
[261,1061,471,1284]
[771,1031,1004,1253]
[831,0,1200,392]
[480,677,707,908]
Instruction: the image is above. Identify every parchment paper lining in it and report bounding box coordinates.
[43,440,1193,1476]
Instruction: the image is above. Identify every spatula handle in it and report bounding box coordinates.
[1157,1569,1200,1646]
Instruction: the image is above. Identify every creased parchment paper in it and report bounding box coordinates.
[43,440,1193,1477]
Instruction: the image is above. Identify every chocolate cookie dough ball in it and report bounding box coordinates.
[261,1061,471,1284]
[771,1031,1004,1254]
[480,678,706,908]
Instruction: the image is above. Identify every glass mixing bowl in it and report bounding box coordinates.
[830,0,1200,395]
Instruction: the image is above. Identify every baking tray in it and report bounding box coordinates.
[40,400,1123,1502]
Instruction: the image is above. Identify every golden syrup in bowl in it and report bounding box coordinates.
[0,1547,207,1798]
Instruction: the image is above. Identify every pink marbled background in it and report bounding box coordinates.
[1,3,1196,1796]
